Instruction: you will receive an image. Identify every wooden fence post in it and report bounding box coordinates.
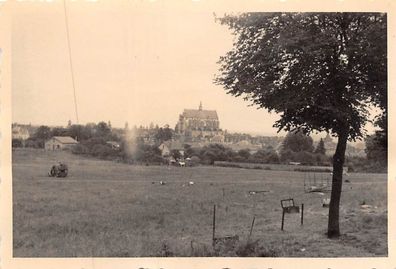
[249,215,256,240]
[281,209,285,231]
[301,203,304,226]
[212,204,216,247]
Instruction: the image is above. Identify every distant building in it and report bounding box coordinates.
[227,139,262,153]
[45,136,78,150]
[175,102,224,142]
[12,124,30,140]
[158,140,184,157]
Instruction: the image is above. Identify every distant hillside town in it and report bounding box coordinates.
[12,102,380,171]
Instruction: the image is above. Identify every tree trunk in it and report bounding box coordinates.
[327,130,348,238]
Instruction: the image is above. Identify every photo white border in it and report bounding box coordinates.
[1,0,394,268]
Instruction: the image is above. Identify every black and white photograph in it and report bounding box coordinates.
[0,0,393,267]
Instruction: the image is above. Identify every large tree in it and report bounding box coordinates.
[216,13,386,237]
[282,131,314,153]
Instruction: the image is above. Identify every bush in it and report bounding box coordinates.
[266,152,280,164]
[134,144,163,164]
[199,144,234,164]
[25,138,41,148]
[249,149,280,164]
[294,151,316,165]
[189,156,201,166]
[315,153,330,166]
[280,149,296,163]
[71,144,89,155]
[91,144,114,159]
[344,155,386,173]
[12,139,23,148]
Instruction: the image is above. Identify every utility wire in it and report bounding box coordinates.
[63,0,79,124]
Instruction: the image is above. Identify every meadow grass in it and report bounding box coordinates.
[12,149,387,257]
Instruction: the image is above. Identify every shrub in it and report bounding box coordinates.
[71,144,89,154]
[249,149,280,164]
[295,151,316,165]
[12,139,23,148]
[280,149,296,163]
[91,144,114,159]
[134,144,163,164]
[25,138,41,148]
[266,152,280,164]
[189,156,201,166]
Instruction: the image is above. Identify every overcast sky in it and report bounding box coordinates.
[11,1,378,138]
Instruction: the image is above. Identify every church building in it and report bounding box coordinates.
[175,102,224,142]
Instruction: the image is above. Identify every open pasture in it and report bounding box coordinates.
[12,149,387,257]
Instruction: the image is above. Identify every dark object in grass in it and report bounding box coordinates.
[345,179,351,183]
[323,198,331,207]
[248,190,269,195]
[281,198,303,230]
[48,162,68,178]
[281,198,300,213]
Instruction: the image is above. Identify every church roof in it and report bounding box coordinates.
[183,109,218,120]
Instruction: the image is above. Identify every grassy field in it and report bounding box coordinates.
[12,148,387,257]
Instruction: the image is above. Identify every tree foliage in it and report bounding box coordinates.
[281,131,314,153]
[315,138,326,155]
[32,125,52,147]
[365,133,387,165]
[33,125,52,140]
[199,143,234,164]
[251,148,280,164]
[216,12,386,139]
[155,127,173,144]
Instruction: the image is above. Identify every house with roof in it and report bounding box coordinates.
[45,136,79,150]
[158,140,184,157]
[227,139,262,153]
[12,124,30,141]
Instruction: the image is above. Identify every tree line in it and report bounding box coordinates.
[13,121,385,171]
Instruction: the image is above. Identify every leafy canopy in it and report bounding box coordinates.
[216,13,387,140]
[281,131,314,153]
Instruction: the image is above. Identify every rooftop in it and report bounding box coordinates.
[182,102,219,120]
[52,136,78,144]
